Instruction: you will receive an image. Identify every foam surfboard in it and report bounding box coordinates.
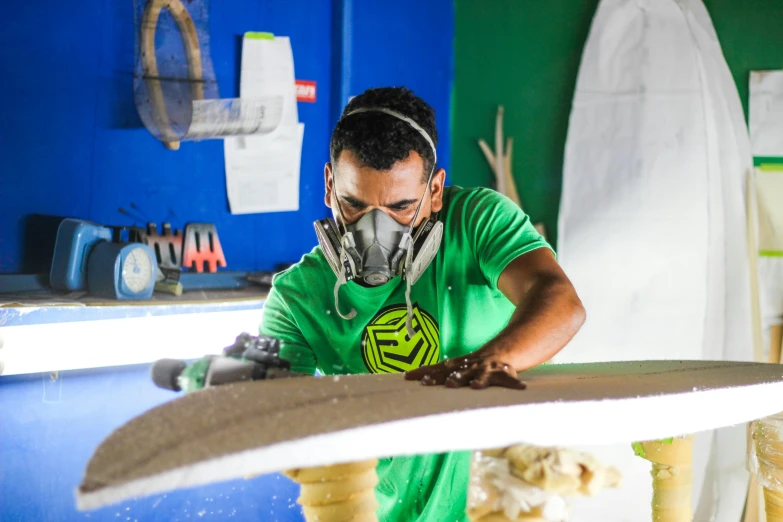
[77,360,783,511]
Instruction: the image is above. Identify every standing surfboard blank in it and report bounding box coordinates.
[557,1,756,520]
[75,361,783,515]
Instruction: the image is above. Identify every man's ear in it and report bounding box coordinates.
[324,163,333,208]
[430,168,446,213]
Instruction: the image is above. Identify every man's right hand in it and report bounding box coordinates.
[404,350,526,390]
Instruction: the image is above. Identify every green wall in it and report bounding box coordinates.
[707,0,783,118]
[451,0,783,248]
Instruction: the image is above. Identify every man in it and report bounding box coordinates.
[260,86,585,521]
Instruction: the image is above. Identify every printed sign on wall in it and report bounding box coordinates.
[296,80,316,103]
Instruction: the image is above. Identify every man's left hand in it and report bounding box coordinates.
[404,350,525,390]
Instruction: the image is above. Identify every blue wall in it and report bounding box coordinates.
[0,0,454,275]
[0,1,454,520]
[333,0,454,178]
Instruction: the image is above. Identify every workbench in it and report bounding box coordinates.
[0,287,267,376]
[0,287,308,522]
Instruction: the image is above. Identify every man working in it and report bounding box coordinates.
[260,86,585,521]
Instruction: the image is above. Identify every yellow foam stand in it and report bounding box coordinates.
[472,509,547,522]
[472,510,547,521]
[636,436,694,522]
[764,489,783,522]
[751,417,783,522]
[284,460,379,522]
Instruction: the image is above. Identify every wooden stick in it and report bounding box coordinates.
[744,167,768,522]
[503,136,520,208]
[477,106,522,208]
[495,106,505,196]
[140,0,204,149]
[478,139,496,176]
[745,475,762,522]
[747,168,765,364]
[770,325,783,365]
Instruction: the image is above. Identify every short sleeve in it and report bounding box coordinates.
[463,188,554,290]
[260,284,317,375]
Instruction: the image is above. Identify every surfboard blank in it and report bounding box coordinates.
[77,361,783,511]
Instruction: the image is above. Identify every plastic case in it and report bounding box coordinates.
[49,219,112,291]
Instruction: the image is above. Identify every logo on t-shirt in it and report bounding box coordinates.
[361,303,440,373]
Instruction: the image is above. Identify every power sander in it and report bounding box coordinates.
[150,333,380,522]
[150,333,295,393]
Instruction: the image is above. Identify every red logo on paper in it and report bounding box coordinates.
[296,80,317,103]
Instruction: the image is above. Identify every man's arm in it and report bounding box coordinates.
[401,187,585,389]
[491,248,585,372]
[406,248,584,389]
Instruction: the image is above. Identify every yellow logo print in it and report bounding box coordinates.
[361,304,440,373]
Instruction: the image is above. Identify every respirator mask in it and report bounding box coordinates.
[314,107,443,336]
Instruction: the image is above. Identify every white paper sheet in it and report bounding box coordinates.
[557,1,754,520]
[224,34,302,214]
[750,71,783,157]
[225,123,304,214]
[239,35,298,132]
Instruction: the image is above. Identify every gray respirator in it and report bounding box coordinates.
[315,209,442,287]
[314,107,443,336]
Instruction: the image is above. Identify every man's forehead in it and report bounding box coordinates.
[334,173,422,203]
[333,166,423,194]
[332,157,426,208]
[333,151,426,185]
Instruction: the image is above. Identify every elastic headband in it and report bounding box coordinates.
[342,107,437,165]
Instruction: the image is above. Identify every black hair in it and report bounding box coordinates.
[330,87,437,181]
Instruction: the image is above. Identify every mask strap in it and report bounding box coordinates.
[399,163,437,337]
[328,164,351,236]
[406,165,436,236]
[333,239,357,320]
[329,165,357,320]
[334,197,350,237]
[403,245,416,338]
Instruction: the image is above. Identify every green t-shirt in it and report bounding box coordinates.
[260,186,551,522]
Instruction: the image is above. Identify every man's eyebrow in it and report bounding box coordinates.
[341,195,368,207]
[340,195,419,209]
[385,198,419,209]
